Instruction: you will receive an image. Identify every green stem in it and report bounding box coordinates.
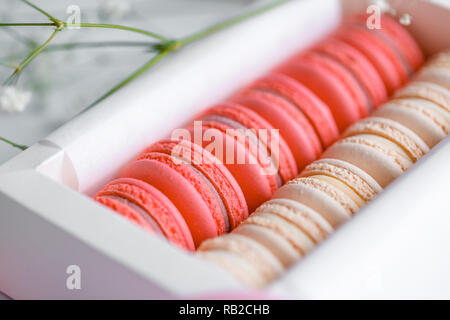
[83,49,171,111]
[82,0,291,111]
[0,41,155,65]
[3,29,60,85]
[0,136,28,150]
[0,23,55,27]
[21,0,61,25]
[64,23,169,42]
[177,0,291,46]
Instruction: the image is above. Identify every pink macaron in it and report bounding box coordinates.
[244,73,339,148]
[230,85,321,170]
[95,177,195,251]
[346,14,424,72]
[311,37,388,111]
[188,102,296,212]
[276,51,365,131]
[120,139,248,247]
[333,24,404,94]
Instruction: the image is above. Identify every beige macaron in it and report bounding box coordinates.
[273,176,357,228]
[322,133,413,188]
[395,81,450,113]
[414,66,450,91]
[301,158,382,203]
[343,117,429,162]
[374,98,449,147]
[197,233,284,287]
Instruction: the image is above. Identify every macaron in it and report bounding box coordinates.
[340,18,410,82]
[333,25,404,93]
[300,158,382,203]
[346,14,424,72]
[276,51,365,131]
[414,67,450,91]
[374,98,449,148]
[311,37,388,111]
[322,133,414,188]
[95,177,195,251]
[95,196,155,233]
[198,233,284,287]
[188,102,295,212]
[247,198,334,263]
[199,102,298,185]
[230,88,320,169]
[120,139,248,247]
[414,54,450,90]
[343,117,430,162]
[243,73,339,148]
[273,176,356,228]
[394,81,450,114]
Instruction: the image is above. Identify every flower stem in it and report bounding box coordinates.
[0,23,56,27]
[176,0,291,46]
[82,0,291,111]
[22,0,61,25]
[0,136,28,150]
[3,29,60,85]
[64,22,169,42]
[83,49,171,111]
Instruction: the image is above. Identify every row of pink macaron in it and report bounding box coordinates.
[197,49,450,287]
[93,13,424,251]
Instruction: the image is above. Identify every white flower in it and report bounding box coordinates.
[0,86,32,113]
[98,0,131,21]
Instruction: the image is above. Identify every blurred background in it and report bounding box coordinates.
[0,0,272,164]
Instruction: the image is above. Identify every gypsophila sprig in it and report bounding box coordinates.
[0,0,292,150]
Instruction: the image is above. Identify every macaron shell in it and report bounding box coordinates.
[273,177,352,228]
[301,158,382,202]
[187,123,273,212]
[94,196,155,233]
[333,26,403,93]
[343,117,430,162]
[231,90,319,169]
[322,134,412,187]
[277,53,362,131]
[395,81,450,113]
[199,233,284,284]
[141,139,248,230]
[255,198,334,243]
[378,14,424,71]
[312,37,387,109]
[199,103,298,184]
[243,212,315,256]
[414,67,450,91]
[197,250,266,287]
[374,99,449,147]
[342,22,410,82]
[233,223,301,267]
[346,14,423,72]
[121,157,221,247]
[96,178,195,251]
[248,73,339,147]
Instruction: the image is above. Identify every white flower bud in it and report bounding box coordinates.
[0,86,32,113]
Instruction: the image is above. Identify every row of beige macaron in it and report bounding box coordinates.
[197,49,450,287]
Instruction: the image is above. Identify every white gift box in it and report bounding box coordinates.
[0,0,449,299]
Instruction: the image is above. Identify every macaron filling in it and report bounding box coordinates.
[99,195,164,235]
